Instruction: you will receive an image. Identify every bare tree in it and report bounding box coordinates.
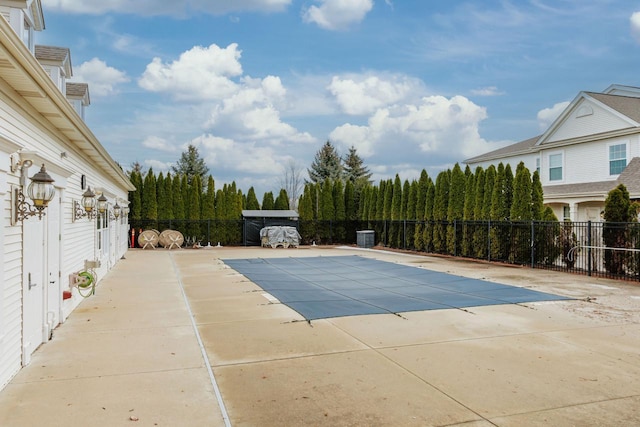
[278,159,305,210]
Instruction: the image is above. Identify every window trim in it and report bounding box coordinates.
[607,141,628,176]
[548,151,564,182]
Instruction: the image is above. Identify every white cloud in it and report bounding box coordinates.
[41,0,291,16]
[631,11,640,43]
[139,43,243,102]
[330,95,494,161]
[470,86,504,96]
[204,75,315,144]
[69,58,129,96]
[328,74,422,115]
[144,159,173,172]
[190,134,295,176]
[537,101,569,131]
[303,0,373,30]
[141,136,177,152]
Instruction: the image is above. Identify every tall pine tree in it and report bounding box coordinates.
[308,141,343,184]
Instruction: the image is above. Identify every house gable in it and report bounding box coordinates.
[603,84,640,98]
[538,92,639,145]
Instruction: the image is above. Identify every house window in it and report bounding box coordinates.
[609,143,626,175]
[563,206,571,221]
[536,158,540,175]
[549,153,563,181]
[22,19,33,51]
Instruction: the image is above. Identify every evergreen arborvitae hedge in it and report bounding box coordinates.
[603,184,634,274]
[446,163,465,254]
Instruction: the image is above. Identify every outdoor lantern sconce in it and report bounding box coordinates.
[113,202,121,219]
[13,161,56,223]
[73,186,97,221]
[97,193,108,214]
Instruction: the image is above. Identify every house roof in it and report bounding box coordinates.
[34,45,68,62]
[242,210,299,218]
[586,92,640,124]
[66,82,88,97]
[464,135,540,164]
[34,44,72,78]
[66,82,90,105]
[542,181,616,198]
[0,18,134,191]
[465,88,640,166]
[616,156,640,195]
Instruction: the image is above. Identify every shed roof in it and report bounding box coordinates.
[242,210,299,218]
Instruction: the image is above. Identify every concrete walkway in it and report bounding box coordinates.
[0,249,227,427]
[1,247,640,426]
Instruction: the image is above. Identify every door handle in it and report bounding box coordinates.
[28,273,37,290]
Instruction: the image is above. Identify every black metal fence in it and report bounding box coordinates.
[130,219,640,282]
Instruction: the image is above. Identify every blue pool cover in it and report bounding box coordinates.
[222,256,570,320]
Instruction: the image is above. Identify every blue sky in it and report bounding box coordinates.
[38,0,640,198]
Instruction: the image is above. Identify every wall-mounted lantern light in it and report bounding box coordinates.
[113,202,121,219]
[97,193,108,214]
[73,186,97,221]
[13,162,56,223]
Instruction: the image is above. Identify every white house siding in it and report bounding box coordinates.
[0,15,134,390]
[545,98,633,144]
[540,135,635,188]
[465,152,539,178]
[0,141,21,391]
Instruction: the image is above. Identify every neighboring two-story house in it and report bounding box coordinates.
[0,0,134,391]
[464,84,640,222]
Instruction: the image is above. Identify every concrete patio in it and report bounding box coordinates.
[1,246,639,426]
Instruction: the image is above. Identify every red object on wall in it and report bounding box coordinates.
[131,228,135,248]
[62,290,72,300]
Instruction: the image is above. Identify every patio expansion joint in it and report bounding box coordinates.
[9,366,208,385]
[326,319,498,426]
[538,324,640,370]
[170,253,232,427]
[356,321,634,353]
[486,393,640,422]
[209,348,376,368]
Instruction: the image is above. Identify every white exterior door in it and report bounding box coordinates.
[21,213,45,366]
[46,194,61,336]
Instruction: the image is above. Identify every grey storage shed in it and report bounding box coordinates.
[242,210,300,246]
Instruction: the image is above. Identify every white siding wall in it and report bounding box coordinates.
[465,152,539,176]
[0,86,130,389]
[540,136,634,187]
[0,173,22,390]
[546,99,632,143]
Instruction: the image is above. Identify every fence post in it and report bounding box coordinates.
[454,220,458,257]
[384,220,387,246]
[587,220,592,277]
[403,220,407,249]
[531,220,535,269]
[329,220,333,244]
[487,220,491,262]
